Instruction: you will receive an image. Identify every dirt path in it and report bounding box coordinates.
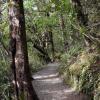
[32,62,88,100]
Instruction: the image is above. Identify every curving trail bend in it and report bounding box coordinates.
[32,62,88,100]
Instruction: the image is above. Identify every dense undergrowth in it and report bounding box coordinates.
[0,49,44,99]
[0,60,11,99]
[59,46,100,100]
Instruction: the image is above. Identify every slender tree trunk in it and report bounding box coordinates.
[59,14,68,51]
[48,30,55,62]
[8,0,38,100]
[34,42,51,63]
[71,0,88,26]
[46,12,55,61]
[71,0,91,47]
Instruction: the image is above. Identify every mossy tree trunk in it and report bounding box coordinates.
[8,0,38,100]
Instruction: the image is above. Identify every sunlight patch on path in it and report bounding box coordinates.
[33,73,59,80]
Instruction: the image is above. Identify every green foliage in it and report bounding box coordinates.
[51,0,71,12]
[94,81,100,100]
[61,42,83,63]
[60,50,100,100]
[0,0,100,99]
[28,42,44,73]
[0,59,11,99]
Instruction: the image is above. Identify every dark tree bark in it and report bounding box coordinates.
[45,12,55,61]
[34,43,51,63]
[8,0,38,100]
[71,0,92,47]
[48,30,55,61]
[59,14,68,51]
[71,0,88,26]
[27,26,52,63]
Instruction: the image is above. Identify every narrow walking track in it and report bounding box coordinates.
[32,62,88,100]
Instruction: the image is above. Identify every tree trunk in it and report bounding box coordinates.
[45,12,55,61]
[71,0,91,47]
[8,0,38,100]
[34,43,51,63]
[59,14,68,51]
[48,30,55,62]
[71,0,88,26]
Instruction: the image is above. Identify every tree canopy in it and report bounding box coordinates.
[0,0,100,100]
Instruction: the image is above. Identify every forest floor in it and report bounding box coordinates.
[32,62,88,100]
